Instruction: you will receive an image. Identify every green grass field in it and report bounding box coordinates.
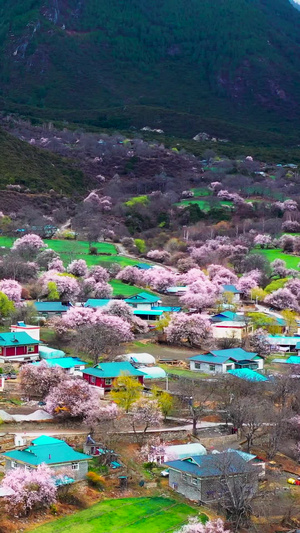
[255,248,300,270]
[0,236,145,268]
[30,497,206,533]
[159,364,208,379]
[176,199,233,212]
[110,280,154,297]
[191,187,211,197]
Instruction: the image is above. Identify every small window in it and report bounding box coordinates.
[11,461,17,469]
[194,363,201,369]
[105,379,112,385]
[209,364,215,372]
[182,473,188,481]
[71,463,79,471]
[74,366,81,371]
[27,346,35,353]
[90,376,96,384]
[192,478,198,486]
[25,465,32,471]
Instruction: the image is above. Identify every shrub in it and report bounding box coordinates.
[86,471,105,489]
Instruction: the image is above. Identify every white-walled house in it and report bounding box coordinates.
[10,322,40,341]
[125,292,161,311]
[212,320,252,340]
[189,348,264,374]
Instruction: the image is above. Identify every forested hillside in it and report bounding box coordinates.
[0,128,85,193]
[1,0,300,141]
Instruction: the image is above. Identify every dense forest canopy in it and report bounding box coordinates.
[1,0,300,141]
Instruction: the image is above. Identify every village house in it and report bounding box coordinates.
[266,335,300,352]
[2,435,90,480]
[210,311,252,340]
[32,357,87,376]
[189,348,264,374]
[165,451,258,503]
[222,284,241,303]
[82,362,145,393]
[148,442,207,464]
[10,322,40,341]
[34,301,73,317]
[0,332,41,363]
[125,292,161,310]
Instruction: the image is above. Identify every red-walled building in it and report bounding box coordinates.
[82,362,145,392]
[0,332,40,363]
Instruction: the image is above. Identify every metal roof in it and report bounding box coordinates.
[222,284,241,294]
[165,451,253,478]
[3,440,90,466]
[133,310,164,316]
[84,299,111,308]
[125,292,160,303]
[286,356,300,365]
[190,354,233,365]
[34,302,71,312]
[0,332,40,346]
[267,335,300,346]
[152,306,181,312]
[82,362,145,378]
[138,366,167,379]
[227,369,268,382]
[210,348,258,361]
[33,357,86,369]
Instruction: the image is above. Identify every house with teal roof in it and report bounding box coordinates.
[33,357,87,375]
[2,435,90,480]
[222,285,241,302]
[34,301,73,317]
[125,292,161,311]
[82,362,145,392]
[189,348,264,374]
[0,332,41,363]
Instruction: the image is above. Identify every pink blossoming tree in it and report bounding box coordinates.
[48,257,65,272]
[177,517,231,533]
[67,259,88,277]
[116,266,143,285]
[131,398,162,445]
[0,279,22,303]
[265,288,299,311]
[165,313,212,347]
[45,378,99,420]
[180,280,218,311]
[2,464,57,517]
[12,234,46,258]
[20,360,65,399]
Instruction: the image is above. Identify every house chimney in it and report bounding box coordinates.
[49,454,51,459]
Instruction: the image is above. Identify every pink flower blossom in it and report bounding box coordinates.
[0,279,22,303]
[165,313,212,346]
[12,234,46,257]
[67,259,88,277]
[45,378,99,419]
[2,464,57,516]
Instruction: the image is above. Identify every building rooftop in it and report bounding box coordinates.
[34,302,71,313]
[33,357,86,369]
[82,362,145,379]
[227,368,268,382]
[125,292,160,304]
[165,451,253,478]
[0,332,40,347]
[222,284,241,294]
[190,348,259,365]
[3,437,90,466]
[84,299,111,308]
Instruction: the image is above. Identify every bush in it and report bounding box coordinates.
[49,503,58,515]
[89,246,98,255]
[143,462,156,471]
[86,471,105,489]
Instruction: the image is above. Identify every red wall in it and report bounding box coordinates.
[83,374,144,389]
[2,345,39,357]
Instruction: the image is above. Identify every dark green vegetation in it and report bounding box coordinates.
[0,129,84,193]
[2,0,300,144]
[30,497,205,532]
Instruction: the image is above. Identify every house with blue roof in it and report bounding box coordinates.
[84,299,112,309]
[165,451,258,502]
[189,348,264,374]
[222,284,241,302]
[82,361,145,392]
[33,357,87,376]
[34,301,73,317]
[125,292,161,310]
[2,435,90,480]
[0,332,41,363]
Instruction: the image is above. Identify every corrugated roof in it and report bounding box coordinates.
[223,285,241,294]
[0,332,40,346]
[136,263,152,270]
[165,451,252,478]
[84,299,111,308]
[35,302,71,312]
[227,369,268,382]
[286,356,300,365]
[189,354,232,365]
[3,441,90,466]
[125,292,160,303]
[133,310,164,316]
[82,362,145,378]
[267,335,300,346]
[210,348,258,361]
[152,306,181,312]
[33,357,86,369]
[31,436,63,446]
[39,346,65,359]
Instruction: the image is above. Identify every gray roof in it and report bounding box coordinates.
[165,451,253,478]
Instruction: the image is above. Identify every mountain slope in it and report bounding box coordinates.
[0,128,85,194]
[1,0,300,140]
